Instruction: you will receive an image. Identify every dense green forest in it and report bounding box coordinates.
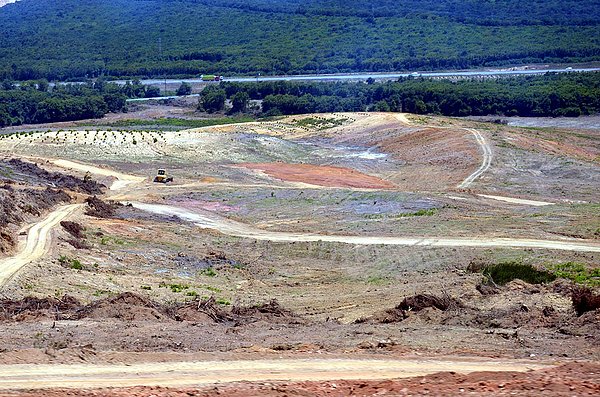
[219,72,600,117]
[0,0,599,81]
[0,80,159,127]
[2,72,599,127]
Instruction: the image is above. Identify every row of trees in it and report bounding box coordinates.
[217,72,600,117]
[3,72,599,127]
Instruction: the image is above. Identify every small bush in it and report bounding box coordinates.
[70,260,83,270]
[478,261,555,286]
[202,267,217,277]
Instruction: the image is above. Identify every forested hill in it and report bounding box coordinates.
[1,0,599,81]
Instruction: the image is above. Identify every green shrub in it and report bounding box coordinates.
[70,259,83,270]
[480,261,555,286]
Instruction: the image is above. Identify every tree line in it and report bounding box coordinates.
[216,72,600,117]
[0,80,160,127]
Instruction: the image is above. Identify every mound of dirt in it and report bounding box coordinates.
[0,295,81,322]
[4,159,105,195]
[1,294,301,326]
[60,221,84,239]
[231,299,295,320]
[360,294,464,324]
[239,162,395,189]
[175,297,300,326]
[85,196,122,218]
[81,293,166,321]
[60,220,89,249]
[448,304,562,329]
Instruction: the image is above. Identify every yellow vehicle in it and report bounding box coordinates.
[153,169,173,183]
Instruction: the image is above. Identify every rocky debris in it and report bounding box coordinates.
[175,297,300,326]
[451,304,562,329]
[60,221,84,239]
[0,295,81,322]
[3,159,105,195]
[85,196,122,218]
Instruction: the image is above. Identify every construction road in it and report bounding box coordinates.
[130,202,600,253]
[0,204,82,289]
[0,358,552,390]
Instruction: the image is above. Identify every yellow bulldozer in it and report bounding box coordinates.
[153,169,173,183]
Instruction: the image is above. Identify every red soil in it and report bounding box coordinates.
[239,163,395,189]
[5,363,598,397]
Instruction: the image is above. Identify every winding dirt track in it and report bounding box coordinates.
[457,128,493,189]
[131,202,600,253]
[0,160,139,290]
[0,358,551,390]
[0,204,82,289]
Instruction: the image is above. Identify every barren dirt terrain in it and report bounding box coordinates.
[0,109,599,395]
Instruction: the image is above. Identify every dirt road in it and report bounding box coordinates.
[0,358,551,390]
[478,194,555,206]
[457,128,492,189]
[0,204,82,289]
[130,202,600,252]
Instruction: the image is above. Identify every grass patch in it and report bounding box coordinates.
[551,262,600,287]
[201,267,217,277]
[364,208,439,220]
[202,285,222,293]
[291,117,346,130]
[216,298,231,306]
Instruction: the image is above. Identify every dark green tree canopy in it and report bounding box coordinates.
[0,0,598,81]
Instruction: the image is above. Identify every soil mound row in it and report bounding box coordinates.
[359,292,600,341]
[4,159,105,195]
[0,293,300,325]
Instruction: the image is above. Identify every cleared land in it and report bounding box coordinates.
[0,110,599,395]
